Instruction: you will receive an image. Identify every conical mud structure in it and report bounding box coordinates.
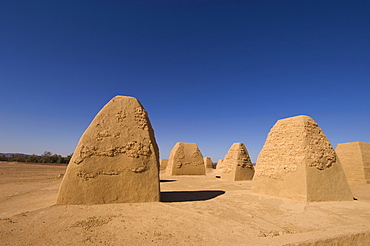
[336,142,370,184]
[221,143,254,181]
[204,157,213,168]
[166,142,205,175]
[160,159,168,171]
[57,96,160,204]
[252,115,353,202]
[215,159,224,170]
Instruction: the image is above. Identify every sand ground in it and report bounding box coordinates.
[1,161,370,245]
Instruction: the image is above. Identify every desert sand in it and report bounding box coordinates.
[1,161,370,245]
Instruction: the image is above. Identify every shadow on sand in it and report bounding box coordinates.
[160,179,177,183]
[160,190,225,202]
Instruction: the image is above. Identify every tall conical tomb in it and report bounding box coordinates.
[57,96,160,204]
[215,159,224,170]
[204,157,213,168]
[221,143,254,181]
[165,142,205,175]
[251,115,353,202]
[160,159,168,171]
[336,142,370,184]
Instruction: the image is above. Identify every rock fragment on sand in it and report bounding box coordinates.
[166,142,205,175]
[336,142,370,184]
[252,115,353,202]
[221,143,254,181]
[57,95,160,204]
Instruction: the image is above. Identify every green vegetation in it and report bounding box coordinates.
[0,151,72,164]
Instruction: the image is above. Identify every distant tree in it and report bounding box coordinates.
[50,154,62,163]
[26,154,38,163]
[64,153,73,164]
[0,151,71,164]
[41,151,53,163]
[9,154,26,162]
[0,155,7,161]
[44,151,52,156]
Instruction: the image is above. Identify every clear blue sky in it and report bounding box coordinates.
[1,0,369,162]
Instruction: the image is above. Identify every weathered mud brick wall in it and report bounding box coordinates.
[252,115,352,202]
[166,142,205,175]
[57,96,160,204]
[160,159,168,171]
[336,142,370,184]
[221,143,254,181]
[204,157,213,168]
[216,159,224,170]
